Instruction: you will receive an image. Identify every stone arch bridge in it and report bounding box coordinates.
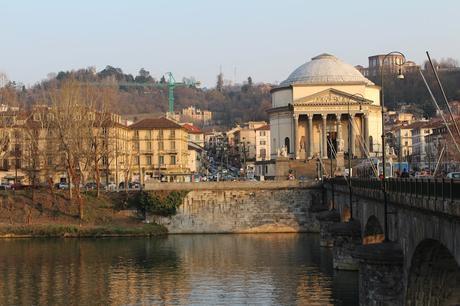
[322,178,460,306]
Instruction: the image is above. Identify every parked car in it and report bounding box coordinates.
[446,172,460,180]
[0,183,11,190]
[58,182,69,190]
[10,183,26,190]
[106,182,117,191]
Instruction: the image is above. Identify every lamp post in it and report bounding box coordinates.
[346,93,365,220]
[380,51,406,242]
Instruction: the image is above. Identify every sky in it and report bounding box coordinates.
[1,0,459,88]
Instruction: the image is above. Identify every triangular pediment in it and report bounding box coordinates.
[293,88,373,106]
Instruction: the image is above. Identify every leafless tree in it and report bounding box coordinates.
[46,79,92,220]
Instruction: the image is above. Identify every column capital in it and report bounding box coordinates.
[308,114,314,120]
[321,113,328,120]
[335,113,342,120]
[293,113,299,120]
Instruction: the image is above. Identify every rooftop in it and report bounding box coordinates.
[182,123,203,134]
[129,117,182,130]
[256,124,270,131]
[279,53,374,87]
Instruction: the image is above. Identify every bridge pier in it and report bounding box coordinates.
[329,219,362,270]
[316,210,341,247]
[354,242,404,306]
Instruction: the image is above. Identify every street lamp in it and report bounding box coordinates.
[347,93,365,220]
[380,51,406,242]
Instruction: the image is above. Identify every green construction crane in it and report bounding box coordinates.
[90,72,200,114]
[165,72,200,113]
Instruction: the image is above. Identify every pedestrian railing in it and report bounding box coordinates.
[327,177,460,202]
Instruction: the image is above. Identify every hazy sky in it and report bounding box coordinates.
[1,0,459,87]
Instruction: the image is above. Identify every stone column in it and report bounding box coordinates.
[322,114,328,159]
[293,114,298,159]
[350,114,355,158]
[363,113,369,152]
[336,114,343,153]
[335,114,345,176]
[353,242,405,306]
[329,219,362,270]
[316,210,341,247]
[308,115,314,159]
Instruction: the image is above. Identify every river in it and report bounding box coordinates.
[0,234,358,305]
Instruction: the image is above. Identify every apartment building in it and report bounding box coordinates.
[130,117,190,183]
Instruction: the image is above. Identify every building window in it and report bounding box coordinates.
[284,137,290,154]
[146,156,152,165]
[260,140,266,145]
[47,156,53,166]
[260,148,266,159]
[146,130,152,139]
[170,155,176,165]
[158,141,164,150]
[171,141,176,150]
[147,142,152,151]
[159,155,164,165]
[134,156,139,165]
[170,130,175,138]
[260,131,266,136]
[158,129,163,139]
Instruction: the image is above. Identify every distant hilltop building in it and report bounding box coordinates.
[170,106,212,125]
[356,54,420,81]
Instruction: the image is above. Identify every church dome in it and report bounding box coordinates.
[279,53,374,87]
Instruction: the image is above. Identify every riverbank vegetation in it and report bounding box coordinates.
[0,189,168,237]
[130,190,188,220]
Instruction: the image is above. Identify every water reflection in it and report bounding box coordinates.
[0,234,358,305]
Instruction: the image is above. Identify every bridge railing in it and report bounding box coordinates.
[328,177,460,201]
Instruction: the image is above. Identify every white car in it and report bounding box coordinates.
[106,182,117,191]
[446,172,460,180]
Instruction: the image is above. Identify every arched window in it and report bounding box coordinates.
[284,137,290,154]
[369,136,374,152]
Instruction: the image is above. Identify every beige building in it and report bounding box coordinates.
[255,124,270,161]
[234,121,267,161]
[130,117,190,182]
[269,53,383,161]
[391,123,413,160]
[182,123,205,147]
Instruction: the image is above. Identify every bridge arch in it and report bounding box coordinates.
[362,215,384,245]
[406,239,460,306]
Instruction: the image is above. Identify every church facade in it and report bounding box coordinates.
[268,53,383,160]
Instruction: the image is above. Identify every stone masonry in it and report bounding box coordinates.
[145,181,323,234]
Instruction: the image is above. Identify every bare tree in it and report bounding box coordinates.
[84,82,118,197]
[47,79,92,220]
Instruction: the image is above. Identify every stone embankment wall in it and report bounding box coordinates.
[149,181,323,234]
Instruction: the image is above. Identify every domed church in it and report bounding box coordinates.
[268,53,382,161]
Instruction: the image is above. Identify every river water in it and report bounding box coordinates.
[0,234,358,305]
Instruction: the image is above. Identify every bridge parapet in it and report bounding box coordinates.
[328,178,460,217]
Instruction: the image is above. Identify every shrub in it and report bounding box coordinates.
[130,190,187,219]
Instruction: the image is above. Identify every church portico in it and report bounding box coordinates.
[289,109,374,161]
[269,53,382,165]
